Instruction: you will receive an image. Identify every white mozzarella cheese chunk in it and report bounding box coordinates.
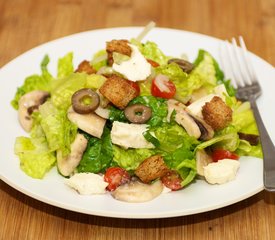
[112,44,151,81]
[203,159,240,184]
[66,173,108,195]
[111,121,154,149]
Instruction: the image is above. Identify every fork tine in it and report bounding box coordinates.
[231,37,253,86]
[239,36,258,84]
[224,40,245,88]
[219,42,237,88]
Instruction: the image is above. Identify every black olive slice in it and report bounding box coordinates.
[71,88,100,114]
[238,132,260,146]
[168,58,194,73]
[124,104,152,124]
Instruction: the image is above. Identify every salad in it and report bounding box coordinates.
[11,24,262,203]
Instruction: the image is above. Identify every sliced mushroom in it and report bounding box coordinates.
[94,105,110,119]
[57,133,88,176]
[18,90,50,132]
[168,58,194,73]
[196,149,213,177]
[67,106,106,138]
[111,180,163,203]
[190,115,214,141]
[167,99,201,139]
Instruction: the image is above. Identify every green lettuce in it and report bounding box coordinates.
[236,140,263,158]
[11,55,53,110]
[77,128,113,173]
[39,101,78,156]
[113,146,155,171]
[57,52,74,78]
[91,49,108,71]
[51,73,87,110]
[14,133,56,179]
[148,123,199,186]
[132,40,170,65]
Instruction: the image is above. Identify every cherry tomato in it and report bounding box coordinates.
[147,59,160,67]
[104,167,131,191]
[127,81,140,96]
[151,75,176,99]
[161,171,183,191]
[212,149,239,162]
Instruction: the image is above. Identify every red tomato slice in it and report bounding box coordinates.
[161,171,183,191]
[151,74,176,99]
[104,167,131,191]
[147,59,160,67]
[212,149,239,162]
[127,81,140,96]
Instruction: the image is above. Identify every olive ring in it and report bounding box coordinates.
[71,88,100,114]
[124,104,152,124]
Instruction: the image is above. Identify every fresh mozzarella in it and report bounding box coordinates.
[111,121,155,149]
[112,44,151,82]
[65,173,108,195]
[186,94,218,118]
[203,159,240,184]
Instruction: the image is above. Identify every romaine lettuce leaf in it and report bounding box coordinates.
[236,140,263,158]
[57,52,74,78]
[148,123,199,187]
[77,128,113,173]
[131,40,170,65]
[39,101,78,156]
[51,72,87,110]
[11,55,53,110]
[14,136,55,179]
[196,125,240,152]
[91,49,108,71]
[112,145,155,171]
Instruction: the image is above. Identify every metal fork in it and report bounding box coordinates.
[220,36,275,192]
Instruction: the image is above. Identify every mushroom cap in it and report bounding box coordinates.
[18,90,50,132]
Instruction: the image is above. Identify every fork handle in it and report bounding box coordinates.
[249,97,275,191]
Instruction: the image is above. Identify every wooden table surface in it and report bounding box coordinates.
[1,0,274,239]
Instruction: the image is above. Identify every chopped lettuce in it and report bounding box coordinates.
[51,73,87,110]
[91,49,108,71]
[85,74,106,89]
[39,101,78,156]
[57,52,74,78]
[14,134,56,179]
[148,123,199,186]
[77,128,113,173]
[132,40,170,65]
[11,55,53,110]
[113,146,155,171]
[236,140,263,158]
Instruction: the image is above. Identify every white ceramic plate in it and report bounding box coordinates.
[0,27,274,219]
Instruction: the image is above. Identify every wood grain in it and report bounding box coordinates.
[1,0,275,239]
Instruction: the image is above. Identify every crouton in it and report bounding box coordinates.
[75,60,96,74]
[202,96,232,130]
[99,75,138,109]
[106,39,132,65]
[135,155,169,183]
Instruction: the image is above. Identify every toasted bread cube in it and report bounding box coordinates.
[202,96,232,130]
[135,155,169,183]
[106,39,132,65]
[75,60,96,74]
[99,75,138,109]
